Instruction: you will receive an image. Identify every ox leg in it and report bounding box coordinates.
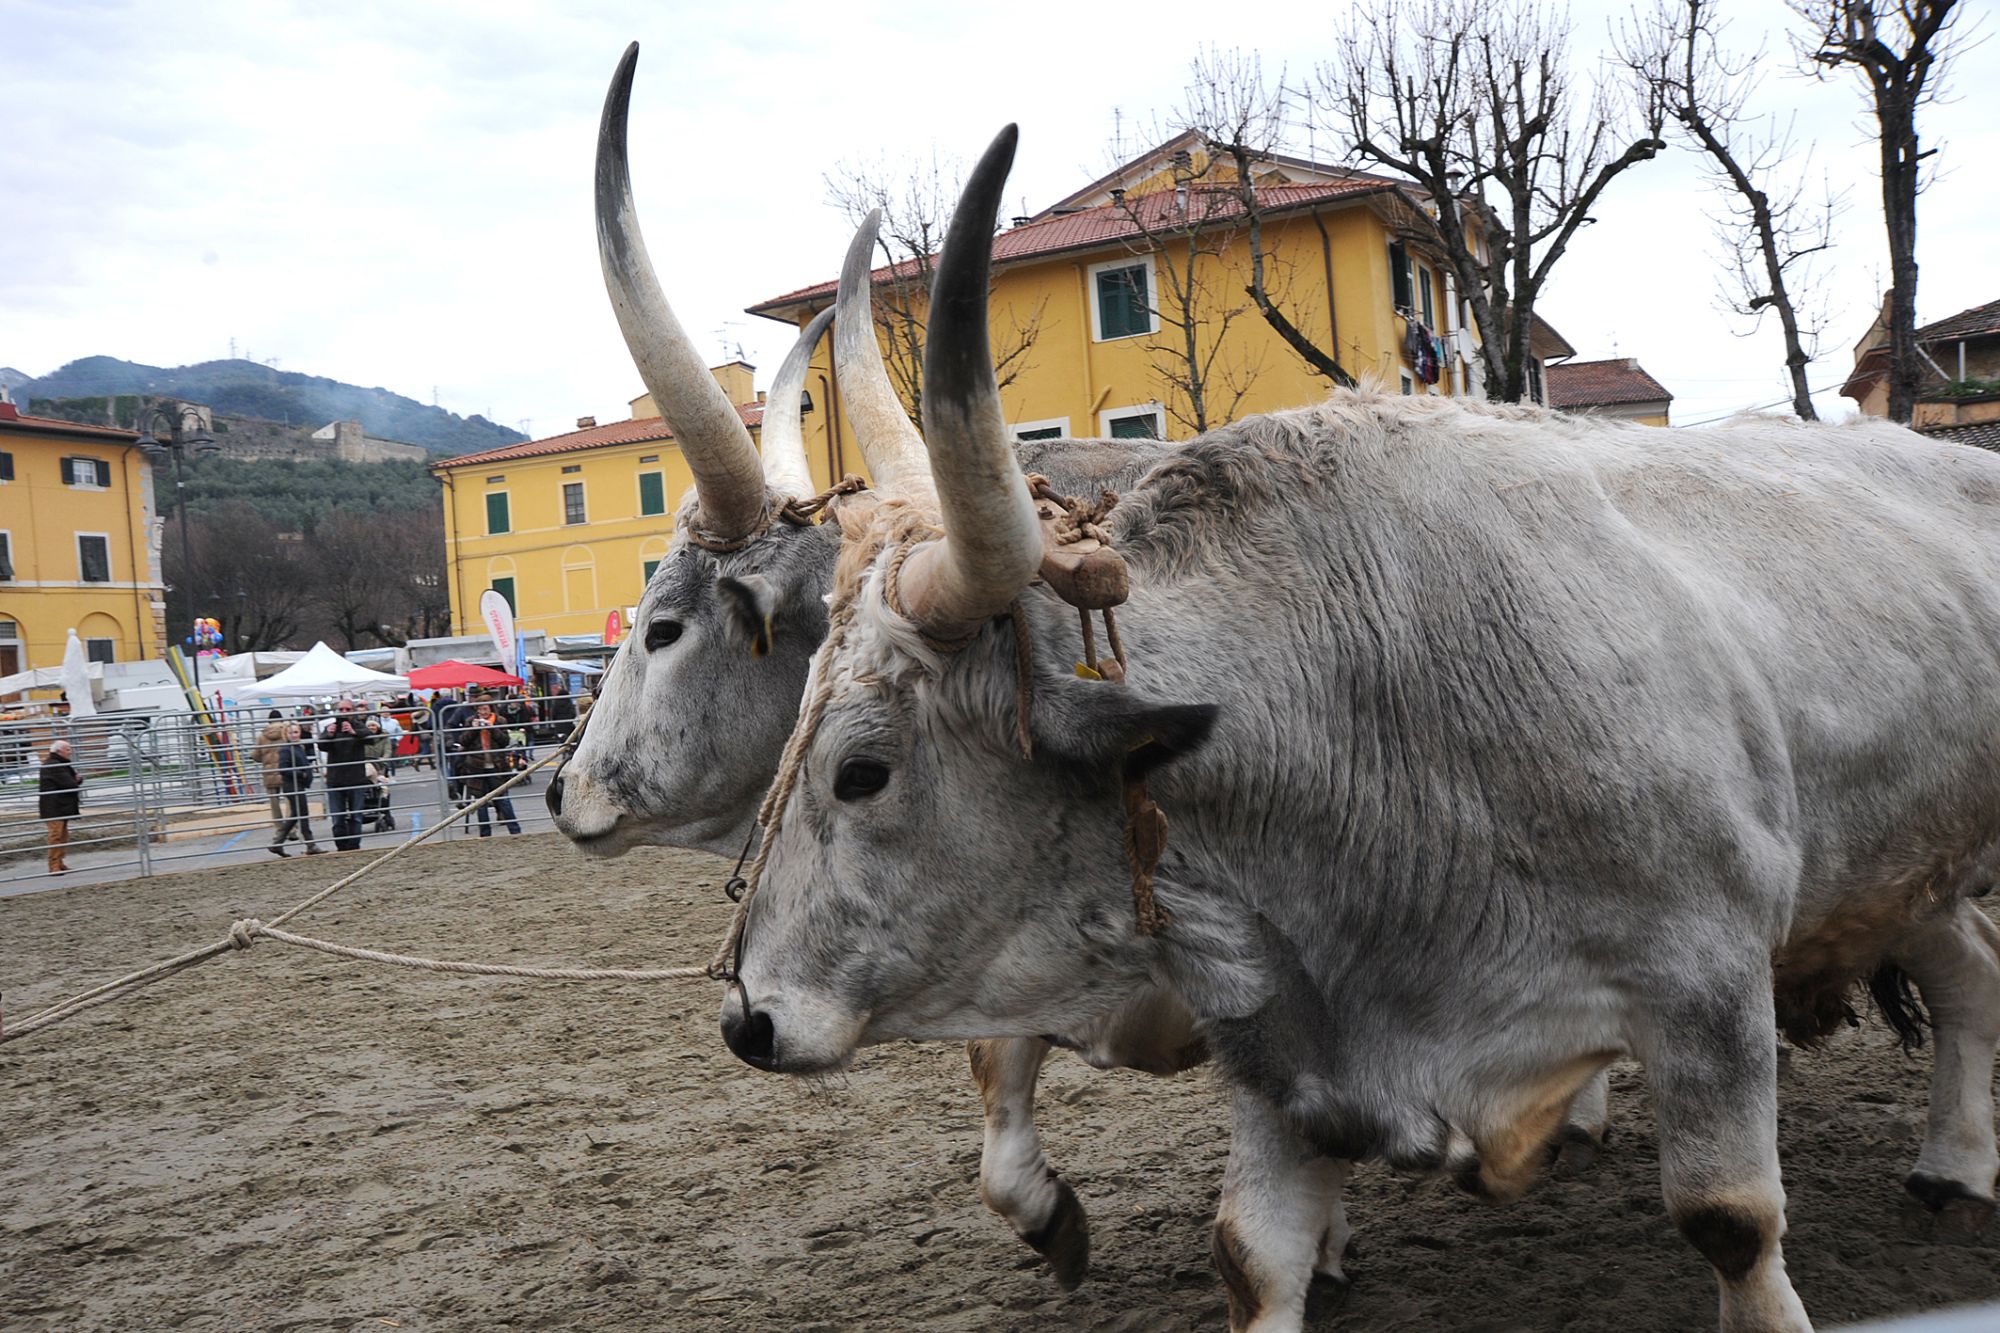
[1897,905,2000,1232]
[966,1038,1090,1288]
[1213,1089,1346,1333]
[1638,974,1811,1333]
[1552,1069,1611,1174]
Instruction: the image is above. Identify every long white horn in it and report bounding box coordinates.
[835,210,937,507]
[761,306,832,501]
[897,126,1042,638]
[596,43,765,540]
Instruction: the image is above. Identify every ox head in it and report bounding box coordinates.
[720,127,1222,1074]
[551,44,937,857]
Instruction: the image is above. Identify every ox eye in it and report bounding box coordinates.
[834,757,890,801]
[645,619,684,650]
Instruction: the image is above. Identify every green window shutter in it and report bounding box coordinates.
[1015,426,1062,442]
[486,492,510,534]
[638,471,665,516]
[490,577,516,614]
[1097,265,1149,339]
[1109,412,1159,440]
[1389,242,1411,309]
[642,559,660,584]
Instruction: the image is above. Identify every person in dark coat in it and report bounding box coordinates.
[317,700,372,852]
[454,706,523,836]
[38,738,82,874]
[270,724,324,856]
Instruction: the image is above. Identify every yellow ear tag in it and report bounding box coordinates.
[751,612,774,659]
[1074,661,1104,681]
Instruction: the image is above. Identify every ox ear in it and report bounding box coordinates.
[715,573,779,658]
[1032,676,1220,783]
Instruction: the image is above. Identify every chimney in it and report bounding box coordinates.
[1011,215,1030,227]
[576,415,597,429]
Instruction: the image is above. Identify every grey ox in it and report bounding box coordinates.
[712,124,2000,1333]
[551,42,1264,1289]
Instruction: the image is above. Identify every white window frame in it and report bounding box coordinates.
[1010,417,1071,442]
[1098,402,1165,440]
[77,531,113,583]
[562,480,588,526]
[64,455,111,489]
[1086,255,1158,342]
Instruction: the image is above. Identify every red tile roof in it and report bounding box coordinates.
[1920,298,2000,344]
[1545,358,1673,410]
[748,177,1408,316]
[0,401,142,441]
[433,402,765,470]
[1924,418,2000,452]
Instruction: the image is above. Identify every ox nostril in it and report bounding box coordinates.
[545,771,565,818]
[720,986,779,1071]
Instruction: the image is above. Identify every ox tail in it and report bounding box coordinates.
[1867,961,1932,1053]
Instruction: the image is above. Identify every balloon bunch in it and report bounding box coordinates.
[189,617,225,652]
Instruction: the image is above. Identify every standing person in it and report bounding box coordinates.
[38,737,82,874]
[270,723,324,856]
[250,709,291,846]
[317,699,372,852]
[456,706,523,836]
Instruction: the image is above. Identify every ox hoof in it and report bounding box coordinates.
[1305,1268,1354,1320]
[1549,1124,1606,1178]
[1021,1176,1091,1290]
[1906,1172,1996,1241]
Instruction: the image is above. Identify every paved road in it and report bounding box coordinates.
[0,763,562,899]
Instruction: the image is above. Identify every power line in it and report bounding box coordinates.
[1678,377,1851,428]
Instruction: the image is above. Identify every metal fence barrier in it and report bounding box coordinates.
[0,691,589,892]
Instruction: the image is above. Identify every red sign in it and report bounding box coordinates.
[604,608,624,647]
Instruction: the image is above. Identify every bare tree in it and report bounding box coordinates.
[1170,48,1358,390]
[1621,0,1844,420]
[1318,0,1668,402]
[163,500,313,651]
[1110,160,1265,434]
[1792,0,1963,423]
[826,153,1045,424]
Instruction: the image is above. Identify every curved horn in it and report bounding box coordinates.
[597,43,765,539]
[899,126,1043,637]
[760,306,833,501]
[834,210,937,507]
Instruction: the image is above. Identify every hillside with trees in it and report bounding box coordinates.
[19,356,523,454]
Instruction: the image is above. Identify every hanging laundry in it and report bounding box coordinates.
[1405,315,1441,386]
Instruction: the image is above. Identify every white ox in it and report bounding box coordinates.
[711,126,2000,1332]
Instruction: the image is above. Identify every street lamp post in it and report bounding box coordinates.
[134,405,219,695]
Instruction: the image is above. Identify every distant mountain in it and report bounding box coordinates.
[19,356,525,455]
[0,366,30,395]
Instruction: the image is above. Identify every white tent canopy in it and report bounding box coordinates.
[239,642,408,698]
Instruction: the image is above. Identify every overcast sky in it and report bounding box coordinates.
[3,0,1993,437]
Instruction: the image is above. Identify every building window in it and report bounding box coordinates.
[64,456,113,488]
[0,532,11,581]
[489,577,517,615]
[1011,418,1070,442]
[642,558,661,584]
[78,534,111,582]
[1100,404,1162,440]
[485,491,510,535]
[0,450,13,481]
[86,638,116,664]
[638,454,660,464]
[638,471,666,516]
[1389,241,1412,310]
[561,464,582,474]
[485,474,506,483]
[1527,358,1545,406]
[1401,374,1415,396]
[1415,262,1437,329]
[1089,258,1155,341]
[563,481,587,525]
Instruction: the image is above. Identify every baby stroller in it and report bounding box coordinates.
[358,761,397,832]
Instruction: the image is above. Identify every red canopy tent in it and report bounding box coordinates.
[407,659,525,690]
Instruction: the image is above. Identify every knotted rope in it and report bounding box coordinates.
[683,477,870,553]
[0,747,718,1048]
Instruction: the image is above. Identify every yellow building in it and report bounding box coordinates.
[432,363,849,640]
[750,133,1574,448]
[0,400,161,680]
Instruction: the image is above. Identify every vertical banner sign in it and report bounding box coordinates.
[479,588,516,676]
[604,608,624,648]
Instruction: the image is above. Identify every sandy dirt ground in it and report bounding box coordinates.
[3,833,1997,1332]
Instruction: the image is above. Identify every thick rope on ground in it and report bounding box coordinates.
[0,747,614,1046]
